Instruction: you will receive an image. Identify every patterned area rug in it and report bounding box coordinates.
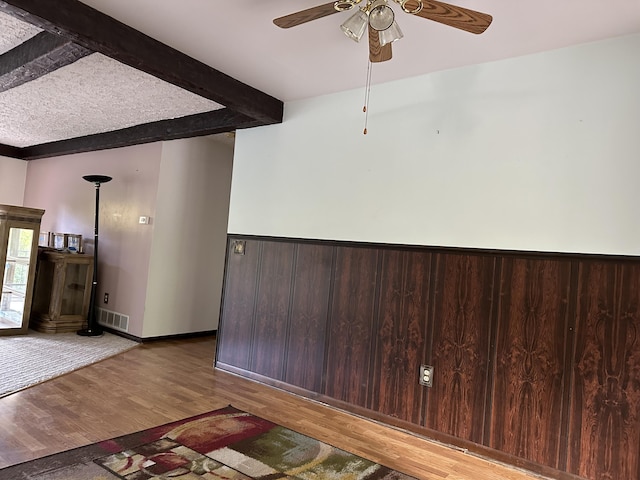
[2,406,416,479]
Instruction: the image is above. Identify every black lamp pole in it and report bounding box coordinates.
[77,175,112,337]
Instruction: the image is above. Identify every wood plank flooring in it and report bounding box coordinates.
[0,335,549,479]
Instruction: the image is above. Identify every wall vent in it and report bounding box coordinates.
[97,307,130,333]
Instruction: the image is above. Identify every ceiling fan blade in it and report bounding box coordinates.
[412,0,492,34]
[273,2,342,29]
[368,25,392,63]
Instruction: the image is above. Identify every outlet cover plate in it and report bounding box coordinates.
[420,364,434,387]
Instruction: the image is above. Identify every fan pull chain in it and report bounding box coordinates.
[363,59,373,135]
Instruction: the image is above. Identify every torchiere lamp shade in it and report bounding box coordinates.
[83,175,113,184]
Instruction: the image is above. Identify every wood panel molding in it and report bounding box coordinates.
[490,258,573,469]
[427,253,497,443]
[568,262,640,480]
[284,243,334,392]
[250,241,296,380]
[216,235,640,480]
[324,246,381,408]
[370,250,431,425]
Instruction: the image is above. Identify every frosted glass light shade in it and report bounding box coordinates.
[341,9,369,42]
[369,1,395,31]
[379,20,403,45]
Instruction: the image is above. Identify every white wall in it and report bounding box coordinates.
[142,136,233,337]
[22,137,233,339]
[229,33,640,256]
[23,144,162,338]
[0,156,27,205]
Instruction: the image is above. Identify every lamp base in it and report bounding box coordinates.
[77,327,104,337]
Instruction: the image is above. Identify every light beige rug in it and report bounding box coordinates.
[0,330,138,397]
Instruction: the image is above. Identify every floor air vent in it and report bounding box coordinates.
[97,307,130,333]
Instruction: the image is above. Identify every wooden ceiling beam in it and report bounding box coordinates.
[0,0,283,125]
[0,143,21,159]
[0,31,91,93]
[18,109,260,161]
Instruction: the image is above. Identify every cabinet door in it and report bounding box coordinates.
[1,226,38,335]
[61,262,91,316]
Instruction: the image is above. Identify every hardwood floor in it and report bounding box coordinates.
[0,335,548,479]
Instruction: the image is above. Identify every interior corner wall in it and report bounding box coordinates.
[229,33,640,256]
[22,143,162,338]
[0,156,27,205]
[141,136,233,338]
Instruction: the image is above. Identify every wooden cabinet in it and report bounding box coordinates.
[0,205,44,336]
[30,249,94,333]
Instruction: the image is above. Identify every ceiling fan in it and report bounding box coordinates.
[274,0,492,63]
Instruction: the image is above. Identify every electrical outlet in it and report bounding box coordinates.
[103,293,109,304]
[419,364,434,387]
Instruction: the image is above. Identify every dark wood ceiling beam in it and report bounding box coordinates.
[19,109,259,161]
[0,31,91,93]
[0,143,22,159]
[0,0,283,125]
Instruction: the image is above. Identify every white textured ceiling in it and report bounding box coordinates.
[1,1,640,152]
[0,11,40,55]
[0,53,222,148]
[79,0,640,102]
[0,9,225,150]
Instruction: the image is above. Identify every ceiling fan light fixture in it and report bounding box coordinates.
[340,9,369,42]
[396,0,423,14]
[334,0,358,12]
[379,20,403,45]
[368,0,395,31]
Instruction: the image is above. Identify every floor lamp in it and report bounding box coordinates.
[77,174,112,337]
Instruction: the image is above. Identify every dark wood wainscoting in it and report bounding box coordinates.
[216,236,640,480]
[489,257,573,469]
[427,252,496,444]
[568,261,640,480]
[371,249,431,426]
